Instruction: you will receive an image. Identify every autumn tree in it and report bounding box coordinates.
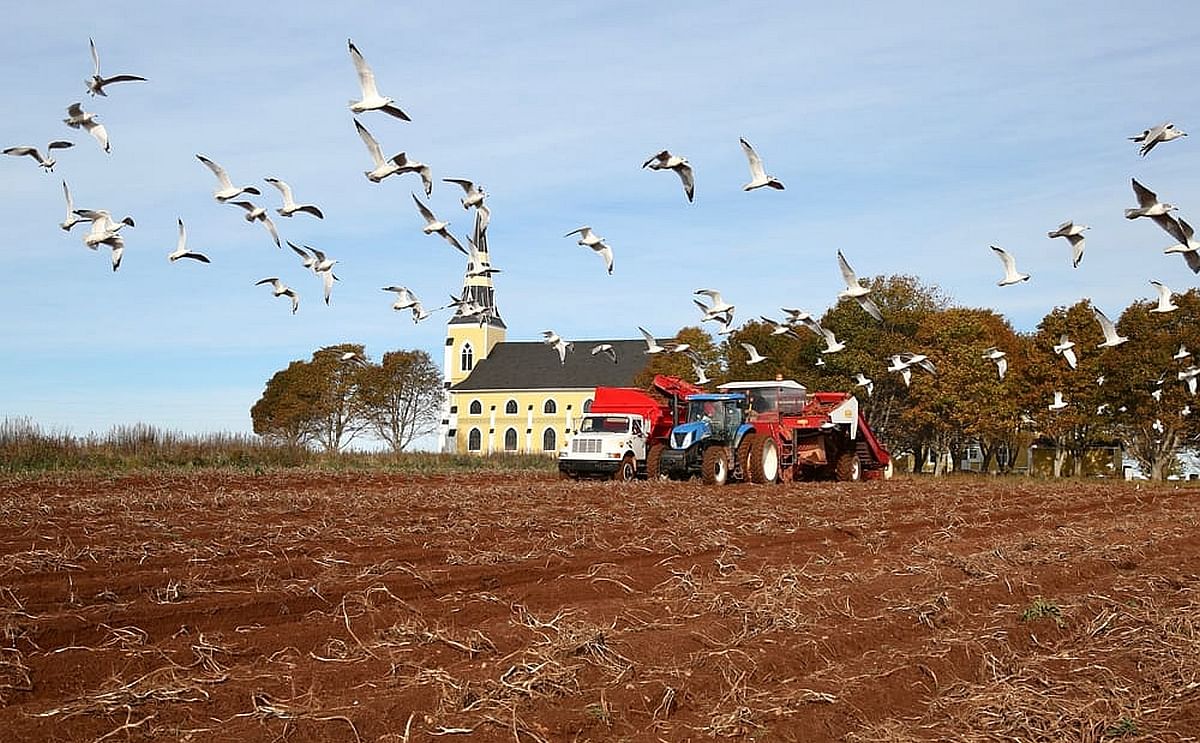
[356,349,443,452]
[632,326,724,389]
[251,343,371,452]
[251,360,321,448]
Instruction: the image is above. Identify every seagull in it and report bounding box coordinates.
[1125,179,1177,229]
[347,39,411,121]
[196,155,261,202]
[837,250,883,321]
[299,245,338,304]
[694,289,735,319]
[739,137,784,191]
[893,351,936,375]
[3,141,73,171]
[76,209,134,250]
[638,327,667,354]
[759,316,801,338]
[741,342,768,365]
[713,313,738,336]
[887,356,914,387]
[1175,345,1191,362]
[382,286,430,322]
[1150,280,1179,313]
[982,347,1007,380]
[354,119,409,183]
[852,373,874,397]
[564,226,614,274]
[1049,391,1068,411]
[59,181,88,231]
[443,178,486,209]
[1159,217,1200,274]
[666,341,691,353]
[465,237,501,278]
[542,330,574,365]
[1093,306,1128,348]
[780,307,811,323]
[990,245,1030,286]
[1130,122,1187,157]
[393,152,433,196]
[228,201,281,248]
[1053,335,1078,369]
[802,318,846,354]
[288,241,319,271]
[591,344,618,364]
[263,178,324,219]
[1178,366,1200,396]
[167,219,210,263]
[1046,221,1088,268]
[85,38,146,97]
[1096,374,1106,386]
[815,356,826,368]
[63,102,110,154]
[255,278,299,314]
[642,150,695,202]
[413,194,467,255]
[692,363,712,385]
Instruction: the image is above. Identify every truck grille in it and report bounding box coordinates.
[572,438,602,454]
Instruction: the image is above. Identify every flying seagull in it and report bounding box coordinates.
[852,373,874,397]
[638,327,667,354]
[642,150,695,202]
[694,289,735,320]
[86,38,146,97]
[353,119,408,183]
[741,343,768,365]
[990,245,1030,286]
[392,152,433,196]
[1053,335,1078,369]
[167,219,210,263]
[3,141,73,171]
[228,201,281,248]
[196,155,260,202]
[837,250,883,321]
[1150,280,1179,313]
[1049,391,1068,411]
[382,286,430,323]
[442,178,486,209]
[1130,122,1187,157]
[412,194,466,255]
[1125,179,1177,230]
[565,226,614,274]
[801,318,846,354]
[63,103,110,153]
[1178,366,1200,396]
[759,316,801,339]
[255,278,299,314]
[59,181,88,231]
[1175,344,1191,362]
[1092,306,1128,348]
[542,330,574,365]
[591,344,618,364]
[1046,221,1088,268]
[982,347,1007,380]
[739,137,784,191]
[264,178,324,219]
[347,39,411,121]
[76,209,134,251]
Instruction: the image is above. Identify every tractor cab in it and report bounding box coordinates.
[671,393,746,449]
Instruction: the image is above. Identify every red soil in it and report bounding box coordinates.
[0,472,1197,742]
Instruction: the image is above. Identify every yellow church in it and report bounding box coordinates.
[437,239,647,455]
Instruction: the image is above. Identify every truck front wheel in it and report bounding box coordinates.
[646,444,666,481]
[701,446,730,486]
[750,435,779,484]
[613,453,636,482]
[834,452,861,482]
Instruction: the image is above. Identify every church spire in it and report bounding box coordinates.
[449,208,505,328]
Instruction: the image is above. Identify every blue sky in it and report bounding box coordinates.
[4,2,1200,443]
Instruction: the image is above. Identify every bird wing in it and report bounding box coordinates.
[856,295,884,322]
[676,162,695,202]
[265,177,294,205]
[443,178,474,193]
[695,288,723,304]
[3,146,40,161]
[1151,212,1187,244]
[66,101,84,119]
[348,40,380,98]
[353,119,385,165]
[62,180,74,210]
[412,193,437,224]
[1151,280,1171,305]
[100,74,146,85]
[837,250,860,289]
[295,205,324,219]
[642,150,668,168]
[176,218,186,252]
[1093,308,1118,340]
[638,326,657,348]
[442,231,468,256]
[1131,178,1158,208]
[990,245,1019,275]
[89,38,101,77]
[1183,250,1200,274]
[262,216,280,248]
[197,155,233,189]
[739,137,765,179]
[322,270,334,304]
[85,121,109,152]
[1065,233,1085,267]
[594,243,614,273]
[564,226,589,238]
[48,141,74,151]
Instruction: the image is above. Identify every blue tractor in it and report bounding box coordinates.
[656,392,752,485]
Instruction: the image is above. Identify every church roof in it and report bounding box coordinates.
[450,339,650,391]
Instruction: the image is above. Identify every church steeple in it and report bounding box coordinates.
[448,225,505,329]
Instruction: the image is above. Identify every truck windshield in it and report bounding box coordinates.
[579,416,630,434]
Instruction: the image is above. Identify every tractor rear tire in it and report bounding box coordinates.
[735,434,756,482]
[646,443,666,481]
[613,453,636,482]
[750,435,779,484]
[701,446,730,486]
[834,452,862,482]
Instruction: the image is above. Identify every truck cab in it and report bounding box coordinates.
[558,412,649,480]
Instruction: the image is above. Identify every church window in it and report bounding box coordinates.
[460,343,474,372]
[504,428,518,451]
[505,399,518,415]
[542,428,556,451]
[467,428,481,451]
[469,400,482,416]
[543,399,557,414]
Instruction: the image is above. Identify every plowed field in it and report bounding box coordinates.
[1,472,1198,742]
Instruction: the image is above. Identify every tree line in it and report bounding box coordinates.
[251,344,442,452]
[635,275,1200,480]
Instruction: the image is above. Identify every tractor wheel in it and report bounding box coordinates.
[834,452,862,482]
[613,453,636,482]
[646,444,667,481]
[735,434,756,482]
[750,435,780,484]
[701,446,730,486]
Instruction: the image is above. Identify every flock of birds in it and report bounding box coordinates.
[7,38,1197,424]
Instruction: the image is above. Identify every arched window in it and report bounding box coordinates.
[583,398,593,413]
[543,399,557,415]
[505,399,518,415]
[467,428,481,451]
[542,428,556,452]
[469,399,482,416]
[460,343,474,372]
[504,428,518,451]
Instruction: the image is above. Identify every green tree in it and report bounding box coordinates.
[356,349,443,452]
[250,344,368,452]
